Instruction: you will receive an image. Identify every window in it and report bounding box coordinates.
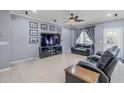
[106,31,118,44]
[76,31,93,44]
[85,33,93,44]
[76,31,85,44]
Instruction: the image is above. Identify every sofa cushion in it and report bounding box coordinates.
[83,44,91,48]
[75,44,82,47]
[74,48,87,51]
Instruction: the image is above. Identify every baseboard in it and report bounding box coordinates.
[11,57,38,64]
[0,57,39,72]
[0,67,11,72]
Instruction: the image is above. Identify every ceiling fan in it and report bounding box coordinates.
[65,13,84,23]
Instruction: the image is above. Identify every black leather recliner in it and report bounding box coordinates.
[77,46,120,83]
[87,51,102,63]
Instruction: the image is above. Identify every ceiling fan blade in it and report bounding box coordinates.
[75,16,78,19]
[76,19,84,21]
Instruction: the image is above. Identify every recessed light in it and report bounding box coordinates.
[114,13,118,17]
[107,13,112,17]
[25,11,28,15]
[32,10,37,13]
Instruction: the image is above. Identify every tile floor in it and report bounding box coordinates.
[0,53,123,83]
[0,53,84,83]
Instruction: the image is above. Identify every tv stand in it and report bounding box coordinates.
[39,45,62,58]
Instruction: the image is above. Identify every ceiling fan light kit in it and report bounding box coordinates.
[67,13,84,23]
[70,19,75,22]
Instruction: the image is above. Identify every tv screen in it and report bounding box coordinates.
[41,33,60,47]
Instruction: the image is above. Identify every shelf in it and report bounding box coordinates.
[39,45,62,58]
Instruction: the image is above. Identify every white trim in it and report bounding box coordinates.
[0,57,38,72]
[0,67,11,72]
[11,57,37,64]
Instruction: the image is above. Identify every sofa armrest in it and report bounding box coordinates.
[96,51,102,56]
[77,60,109,83]
[87,55,101,62]
[71,46,75,48]
[71,45,77,49]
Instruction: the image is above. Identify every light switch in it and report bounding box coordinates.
[0,42,8,46]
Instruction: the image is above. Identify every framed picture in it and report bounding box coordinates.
[49,25,55,31]
[56,26,62,32]
[29,29,38,36]
[41,24,48,30]
[29,37,38,44]
[29,21,38,29]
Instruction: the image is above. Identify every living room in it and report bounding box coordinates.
[0,10,124,83]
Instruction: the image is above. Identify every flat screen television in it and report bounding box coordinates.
[41,33,60,47]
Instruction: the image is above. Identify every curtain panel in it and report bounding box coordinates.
[73,28,82,45]
[72,26,95,45]
[85,26,95,43]
[85,26,95,53]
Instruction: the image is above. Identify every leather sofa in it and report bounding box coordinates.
[71,44,94,56]
[77,46,120,83]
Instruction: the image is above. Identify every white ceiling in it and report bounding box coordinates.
[11,10,124,26]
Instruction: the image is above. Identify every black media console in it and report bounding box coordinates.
[39,45,62,58]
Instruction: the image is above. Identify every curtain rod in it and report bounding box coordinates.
[71,26,96,29]
[84,26,96,28]
[78,26,96,29]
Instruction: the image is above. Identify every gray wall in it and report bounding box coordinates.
[0,10,11,69]
[61,27,72,53]
[11,15,39,62]
[1,12,64,69]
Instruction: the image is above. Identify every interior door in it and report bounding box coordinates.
[103,27,124,59]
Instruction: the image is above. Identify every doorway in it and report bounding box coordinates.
[103,27,124,59]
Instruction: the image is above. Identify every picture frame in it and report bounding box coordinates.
[29,29,38,36]
[49,25,55,31]
[29,37,38,44]
[29,21,38,29]
[41,24,48,30]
